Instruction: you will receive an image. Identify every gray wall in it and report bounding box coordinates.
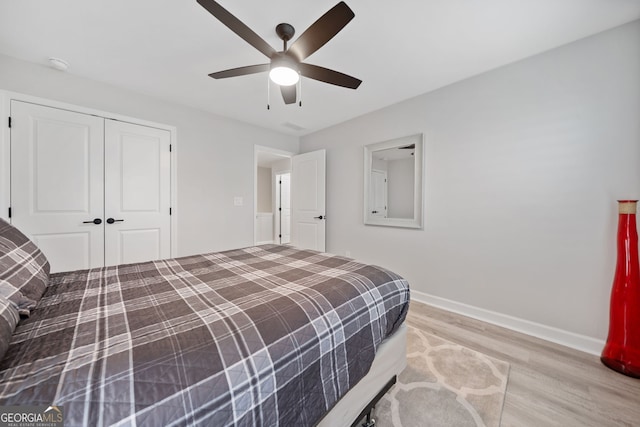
[300,21,640,343]
[0,54,299,257]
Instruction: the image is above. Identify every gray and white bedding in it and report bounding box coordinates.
[0,243,409,426]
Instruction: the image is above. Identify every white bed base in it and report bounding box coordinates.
[317,323,408,427]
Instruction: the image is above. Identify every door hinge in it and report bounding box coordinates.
[279,234,282,238]
[169,207,172,215]
[7,117,11,128]
[7,207,11,218]
[279,207,282,211]
[169,144,172,152]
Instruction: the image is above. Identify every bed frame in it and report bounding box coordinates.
[317,324,408,427]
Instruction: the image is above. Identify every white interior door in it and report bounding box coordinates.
[370,169,387,218]
[276,173,291,244]
[10,101,105,273]
[104,120,171,266]
[280,173,291,244]
[291,150,326,252]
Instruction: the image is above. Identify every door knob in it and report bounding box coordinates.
[83,218,102,225]
[106,218,124,224]
[314,215,325,220]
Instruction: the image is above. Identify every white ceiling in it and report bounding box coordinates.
[1,1,638,136]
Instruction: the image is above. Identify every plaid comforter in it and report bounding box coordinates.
[0,245,409,426]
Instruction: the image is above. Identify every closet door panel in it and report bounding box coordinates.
[10,101,105,273]
[104,120,171,266]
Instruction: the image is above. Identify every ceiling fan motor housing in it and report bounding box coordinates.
[275,23,295,43]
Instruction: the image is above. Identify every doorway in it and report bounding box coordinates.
[254,146,326,251]
[254,146,293,246]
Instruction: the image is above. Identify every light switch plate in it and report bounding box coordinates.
[233,196,243,206]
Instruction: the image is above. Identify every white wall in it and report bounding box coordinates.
[372,158,387,171]
[387,158,414,219]
[270,158,292,175]
[0,54,298,256]
[300,21,640,346]
[257,167,272,213]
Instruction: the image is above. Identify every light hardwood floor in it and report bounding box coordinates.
[407,301,640,427]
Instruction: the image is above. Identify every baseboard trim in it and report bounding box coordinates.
[255,240,274,245]
[410,290,604,356]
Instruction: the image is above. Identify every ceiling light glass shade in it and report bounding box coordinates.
[269,66,299,86]
[269,54,299,86]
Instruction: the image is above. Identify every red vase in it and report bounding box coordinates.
[601,200,640,378]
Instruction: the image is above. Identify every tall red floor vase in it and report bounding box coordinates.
[601,200,640,378]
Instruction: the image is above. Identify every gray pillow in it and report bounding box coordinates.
[0,218,50,310]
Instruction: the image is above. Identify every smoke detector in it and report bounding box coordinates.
[48,57,69,71]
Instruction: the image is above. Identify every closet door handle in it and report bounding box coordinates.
[106,218,124,224]
[314,215,325,220]
[83,218,102,225]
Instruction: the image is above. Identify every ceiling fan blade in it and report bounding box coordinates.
[288,1,354,61]
[280,85,297,105]
[299,63,361,89]
[197,0,276,58]
[208,64,270,79]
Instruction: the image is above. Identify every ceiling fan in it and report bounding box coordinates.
[399,143,415,155]
[197,0,362,105]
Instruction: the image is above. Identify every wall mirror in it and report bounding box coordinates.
[364,133,424,229]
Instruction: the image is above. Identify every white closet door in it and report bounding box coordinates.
[10,101,105,272]
[104,120,171,266]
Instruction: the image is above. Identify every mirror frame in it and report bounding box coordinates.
[363,133,424,229]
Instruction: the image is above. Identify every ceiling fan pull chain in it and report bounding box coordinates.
[266,76,271,110]
[298,75,302,107]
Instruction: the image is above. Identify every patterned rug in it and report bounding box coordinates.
[373,326,510,427]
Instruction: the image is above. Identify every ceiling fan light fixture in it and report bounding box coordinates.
[269,66,299,86]
[269,54,299,86]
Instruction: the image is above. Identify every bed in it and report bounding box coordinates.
[0,218,409,426]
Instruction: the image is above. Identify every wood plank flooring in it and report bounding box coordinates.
[407,301,640,426]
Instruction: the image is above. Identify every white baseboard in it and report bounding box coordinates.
[411,290,604,356]
[255,240,274,245]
